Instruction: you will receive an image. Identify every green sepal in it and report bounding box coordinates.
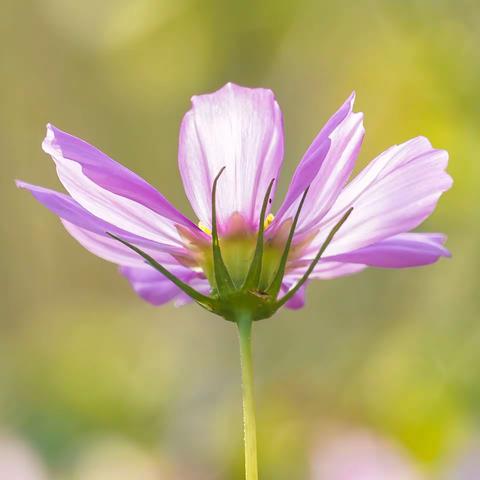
[266,187,310,298]
[106,232,214,309]
[211,167,236,296]
[274,207,354,310]
[242,178,275,291]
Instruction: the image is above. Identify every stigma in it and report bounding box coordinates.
[264,213,275,229]
[198,221,212,236]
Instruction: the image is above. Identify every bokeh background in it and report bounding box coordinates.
[2,0,479,478]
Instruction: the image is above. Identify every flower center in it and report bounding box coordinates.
[196,213,284,291]
[198,213,276,237]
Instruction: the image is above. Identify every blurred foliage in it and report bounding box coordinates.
[1,0,480,478]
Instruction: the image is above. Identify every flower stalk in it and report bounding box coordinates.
[236,312,258,480]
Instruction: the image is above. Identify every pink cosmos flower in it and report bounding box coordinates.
[17,83,452,319]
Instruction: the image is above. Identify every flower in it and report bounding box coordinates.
[17,83,452,320]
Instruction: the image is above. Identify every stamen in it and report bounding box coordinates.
[201,213,273,236]
[264,213,275,230]
[198,221,212,236]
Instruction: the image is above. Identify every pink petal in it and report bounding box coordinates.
[287,261,368,281]
[18,181,208,307]
[329,232,450,268]
[120,266,210,306]
[61,221,183,267]
[271,93,364,234]
[174,279,213,307]
[311,261,368,279]
[16,181,180,253]
[178,83,284,232]
[280,281,307,310]
[43,124,201,246]
[309,137,452,256]
[281,261,367,309]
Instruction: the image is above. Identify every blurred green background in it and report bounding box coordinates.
[2,0,479,478]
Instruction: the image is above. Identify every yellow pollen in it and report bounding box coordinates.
[264,213,275,229]
[198,221,212,236]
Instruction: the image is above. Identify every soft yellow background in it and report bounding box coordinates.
[2,0,479,478]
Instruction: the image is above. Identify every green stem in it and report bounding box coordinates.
[236,313,258,480]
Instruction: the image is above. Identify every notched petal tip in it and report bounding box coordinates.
[442,248,452,259]
[343,90,359,113]
[414,135,433,149]
[433,233,452,258]
[341,93,364,131]
[42,123,58,154]
[15,180,57,197]
[190,82,277,107]
[347,90,356,105]
[424,232,451,259]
